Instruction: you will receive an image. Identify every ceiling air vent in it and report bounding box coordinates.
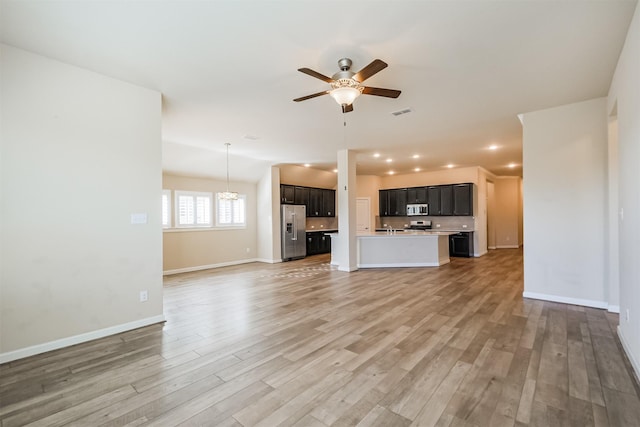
[391,108,412,116]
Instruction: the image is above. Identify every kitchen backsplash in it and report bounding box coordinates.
[376,215,475,231]
[305,217,338,231]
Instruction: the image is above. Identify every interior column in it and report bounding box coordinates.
[337,149,358,272]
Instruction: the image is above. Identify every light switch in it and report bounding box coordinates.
[131,213,148,224]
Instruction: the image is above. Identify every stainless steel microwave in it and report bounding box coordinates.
[406,204,428,216]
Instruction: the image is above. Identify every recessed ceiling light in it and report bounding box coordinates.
[412,154,420,159]
[388,170,395,175]
[386,158,393,163]
[508,163,517,168]
[446,164,454,168]
[373,153,381,158]
[414,167,421,172]
[488,144,498,150]
[303,163,311,167]
[332,168,338,173]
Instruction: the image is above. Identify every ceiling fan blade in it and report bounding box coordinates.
[352,59,388,82]
[361,86,401,98]
[293,91,330,102]
[342,104,354,113]
[298,68,334,83]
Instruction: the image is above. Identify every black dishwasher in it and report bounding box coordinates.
[449,232,474,257]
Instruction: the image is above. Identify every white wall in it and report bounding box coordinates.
[380,166,480,189]
[257,166,281,262]
[162,174,258,273]
[0,45,163,362]
[279,164,337,189]
[606,116,620,311]
[607,2,640,380]
[522,98,608,308]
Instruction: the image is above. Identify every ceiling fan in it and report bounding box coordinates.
[293,58,401,113]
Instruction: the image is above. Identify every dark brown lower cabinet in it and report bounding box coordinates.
[306,232,331,255]
[449,232,474,257]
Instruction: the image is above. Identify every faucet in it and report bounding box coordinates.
[387,224,393,234]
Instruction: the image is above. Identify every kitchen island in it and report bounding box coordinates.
[328,231,455,268]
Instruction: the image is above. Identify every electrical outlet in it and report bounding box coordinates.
[436,224,441,228]
[246,247,250,253]
[139,290,148,302]
[626,309,630,322]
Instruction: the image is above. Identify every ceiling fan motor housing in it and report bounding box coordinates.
[332,58,356,80]
[337,58,353,71]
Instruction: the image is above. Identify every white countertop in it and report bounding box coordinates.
[316,229,473,235]
[358,231,457,237]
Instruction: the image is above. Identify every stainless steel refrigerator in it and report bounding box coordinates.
[281,204,306,261]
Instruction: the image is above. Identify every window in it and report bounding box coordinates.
[175,191,212,227]
[216,194,246,227]
[161,190,171,228]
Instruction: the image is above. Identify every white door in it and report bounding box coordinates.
[356,198,371,233]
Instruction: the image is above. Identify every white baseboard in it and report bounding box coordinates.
[163,258,260,275]
[522,291,608,309]
[488,246,497,250]
[618,325,640,385]
[496,245,520,249]
[358,260,449,268]
[0,315,166,364]
[608,305,620,314]
[474,250,488,257]
[255,258,282,264]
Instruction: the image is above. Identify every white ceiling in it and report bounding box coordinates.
[1,1,636,182]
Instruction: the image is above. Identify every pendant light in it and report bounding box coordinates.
[218,143,238,200]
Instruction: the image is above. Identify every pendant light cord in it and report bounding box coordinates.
[225,142,231,193]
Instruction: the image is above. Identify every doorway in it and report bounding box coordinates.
[487,181,496,250]
[356,198,371,233]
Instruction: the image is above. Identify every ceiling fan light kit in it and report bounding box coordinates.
[329,85,362,106]
[294,57,401,112]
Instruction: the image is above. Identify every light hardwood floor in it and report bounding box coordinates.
[1,249,639,426]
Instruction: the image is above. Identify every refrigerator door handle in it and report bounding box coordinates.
[292,212,297,240]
